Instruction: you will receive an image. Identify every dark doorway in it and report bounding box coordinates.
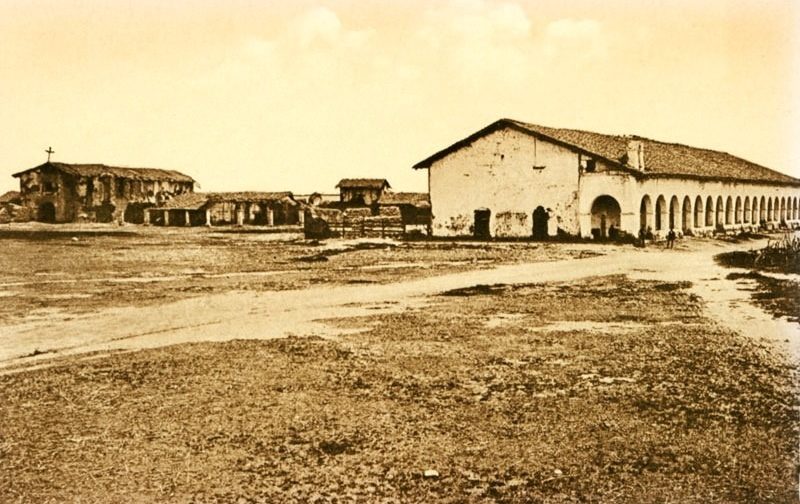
[532,206,549,239]
[590,195,621,240]
[95,203,116,223]
[123,203,151,224]
[37,202,56,222]
[473,209,491,240]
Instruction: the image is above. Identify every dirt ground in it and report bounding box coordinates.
[0,224,590,326]
[0,224,798,503]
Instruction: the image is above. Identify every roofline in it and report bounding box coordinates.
[412,119,635,175]
[11,162,196,182]
[335,179,391,189]
[412,118,800,187]
[638,172,800,188]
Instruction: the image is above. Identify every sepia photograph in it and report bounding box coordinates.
[0,0,798,502]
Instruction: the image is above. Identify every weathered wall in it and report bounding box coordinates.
[426,126,800,239]
[207,200,300,226]
[17,167,194,223]
[428,128,581,238]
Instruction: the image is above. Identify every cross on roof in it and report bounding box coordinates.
[45,147,54,162]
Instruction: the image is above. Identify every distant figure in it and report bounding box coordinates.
[638,227,647,247]
[666,228,676,249]
[608,224,618,240]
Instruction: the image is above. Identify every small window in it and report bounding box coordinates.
[585,159,596,173]
[43,181,56,193]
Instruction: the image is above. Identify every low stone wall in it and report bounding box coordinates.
[0,204,32,223]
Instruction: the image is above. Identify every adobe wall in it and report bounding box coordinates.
[428,128,581,238]
[17,168,193,223]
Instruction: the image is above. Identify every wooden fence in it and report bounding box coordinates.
[305,206,406,239]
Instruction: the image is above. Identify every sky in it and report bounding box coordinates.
[0,0,798,194]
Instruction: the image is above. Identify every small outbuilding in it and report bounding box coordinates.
[336,179,391,206]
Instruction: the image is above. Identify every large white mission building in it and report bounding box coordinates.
[414,118,800,240]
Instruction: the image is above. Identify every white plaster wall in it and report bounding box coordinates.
[427,125,800,239]
[428,128,581,237]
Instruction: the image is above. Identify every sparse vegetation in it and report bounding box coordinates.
[1,275,797,503]
[716,233,800,274]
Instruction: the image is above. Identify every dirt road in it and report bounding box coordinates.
[2,238,797,371]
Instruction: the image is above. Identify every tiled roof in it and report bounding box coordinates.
[414,118,800,186]
[154,191,297,210]
[12,162,195,183]
[378,192,430,207]
[157,193,209,210]
[207,192,295,203]
[336,178,391,190]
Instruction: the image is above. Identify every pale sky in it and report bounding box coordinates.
[1,0,798,194]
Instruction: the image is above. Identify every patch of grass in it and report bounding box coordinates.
[0,275,796,503]
[726,271,800,323]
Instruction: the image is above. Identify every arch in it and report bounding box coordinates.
[716,196,724,227]
[639,195,653,232]
[767,198,774,222]
[681,196,692,231]
[694,196,703,228]
[37,202,56,223]
[591,195,622,239]
[751,196,759,225]
[794,197,799,220]
[760,196,766,223]
[743,197,750,224]
[655,195,667,231]
[725,196,733,225]
[734,196,742,224]
[532,206,548,240]
[705,196,714,226]
[780,197,786,222]
[773,196,780,221]
[669,195,679,230]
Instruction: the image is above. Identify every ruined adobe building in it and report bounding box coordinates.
[414,118,800,239]
[12,162,194,223]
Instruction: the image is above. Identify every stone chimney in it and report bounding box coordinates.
[626,139,645,171]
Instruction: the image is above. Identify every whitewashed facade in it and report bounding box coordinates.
[414,119,800,239]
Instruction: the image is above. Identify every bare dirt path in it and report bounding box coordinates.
[1,238,797,372]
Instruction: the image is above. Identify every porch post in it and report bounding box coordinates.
[236,204,245,226]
